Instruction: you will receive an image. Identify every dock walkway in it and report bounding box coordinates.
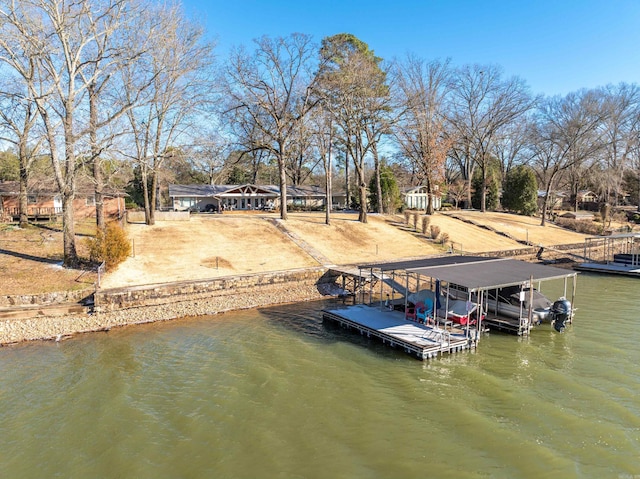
[575,262,640,277]
[323,304,474,360]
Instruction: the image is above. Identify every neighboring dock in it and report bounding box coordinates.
[575,233,640,277]
[323,304,475,360]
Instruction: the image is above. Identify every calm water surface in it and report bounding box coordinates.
[1,274,639,478]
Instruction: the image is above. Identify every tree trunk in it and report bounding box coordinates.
[18,161,28,228]
[325,151,332,226]
[142,166,151,225]
[372,144,383,214]
[89,84,105,231]
[62,192,78,267]
[149,170,157,225]
[345,153,350,209]
[426,178,434,215]
[278,155,288,220]
[94,160,105,230]
[358,181,368,223]
[62,104,79,266]
[465,144,473,209]
[480,164,487,213]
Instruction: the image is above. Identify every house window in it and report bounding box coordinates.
[179,197,198,209]
[86,195,96,206]
[27,195,37,204]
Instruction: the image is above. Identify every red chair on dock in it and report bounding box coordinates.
[405,302,422,321]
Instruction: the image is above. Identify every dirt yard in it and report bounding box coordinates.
[0,223,97,295]
[1,210,597,294]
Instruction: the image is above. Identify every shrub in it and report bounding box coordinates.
[413,213,419,230]
[556,217,602,235]
[404,211,411,225]
[430,224,441,240]
[421,216,430,234]
[612,211,628,224]
[439,232,450,244]
[86,222,131,271]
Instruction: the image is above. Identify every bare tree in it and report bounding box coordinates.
[446,179,468,209]
[222,33,319,220]
[122,3,214,225]
[190,132,231,185]
[79,0,146,231]
[599,83,640,205]
[0,0,139,266]
[532,90,608,225]
[450,64,535,212]
[308,105,334,224]
[492,118,536,183]
[0,71,44,228]
[287,117,322,186]
[393,55,452,214]
[317,33,390,223]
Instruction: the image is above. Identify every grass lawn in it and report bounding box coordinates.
[0,210,598,295]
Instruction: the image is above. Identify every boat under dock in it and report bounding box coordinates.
[322,304,476,360]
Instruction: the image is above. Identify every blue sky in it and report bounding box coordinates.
[181,0,640,97]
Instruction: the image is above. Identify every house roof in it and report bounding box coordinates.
[537,190,567,198]
[168,183,327,198]
[401,186,440,195]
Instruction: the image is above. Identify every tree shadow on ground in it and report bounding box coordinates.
[0,248,61,265]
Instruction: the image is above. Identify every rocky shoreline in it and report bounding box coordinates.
[0,283,333,346]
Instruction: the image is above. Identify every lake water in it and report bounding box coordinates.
[1,274,639,478]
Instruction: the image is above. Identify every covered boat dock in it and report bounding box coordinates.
[323,255,578,359]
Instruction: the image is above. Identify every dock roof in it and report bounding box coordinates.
[407,258,576,291]
[359,255,494,272]
[360,255,576,291]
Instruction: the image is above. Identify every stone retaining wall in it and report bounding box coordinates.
[94,267,329,311]
[0,268,332,345]
[0,289,94,308]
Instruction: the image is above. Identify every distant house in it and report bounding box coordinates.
[576,190,598,203]
[168,184,338,212]
[402,186,441,211]
[0,180,126,222]
[537,190,565,212]
[559,190,600,211]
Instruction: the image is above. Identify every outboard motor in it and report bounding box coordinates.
[551,297,572,332]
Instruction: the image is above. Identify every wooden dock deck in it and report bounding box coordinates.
[322,304,475,360]
[483,315,531,335]
[575,261,640,277]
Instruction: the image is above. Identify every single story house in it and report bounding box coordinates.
[537,190,566,211]
[402,186,442,211]
[0,180,126,222]
[168,183,342,212]
[576,190,598,203]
